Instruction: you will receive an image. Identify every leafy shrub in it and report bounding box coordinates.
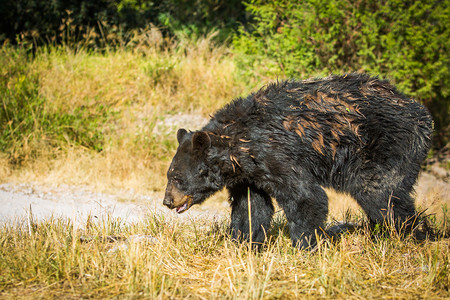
[0,0,246,47]
[0,47,110,165]
[234,0,449,148]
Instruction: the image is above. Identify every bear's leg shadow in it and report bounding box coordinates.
[275,182,328,250]
[228,183,274,247]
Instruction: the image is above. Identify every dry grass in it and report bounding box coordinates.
[1,29,253,192]
[38,32,240,114]
[0,211,448,299]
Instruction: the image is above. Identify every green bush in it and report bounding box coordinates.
[233,0,449,148]
[0,0,246,47]
[0,47,110,165]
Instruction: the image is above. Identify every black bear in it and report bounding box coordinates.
[163,73,433,249]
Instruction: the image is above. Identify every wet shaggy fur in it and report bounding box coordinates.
[163,73,433,249]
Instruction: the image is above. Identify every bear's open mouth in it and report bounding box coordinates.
[175,195,193,214]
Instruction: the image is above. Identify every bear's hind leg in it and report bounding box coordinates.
[351,169,417,235]
[275,183,328,250]
[228,183,274,247]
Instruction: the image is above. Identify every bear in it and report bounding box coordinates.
[163,73,433,249]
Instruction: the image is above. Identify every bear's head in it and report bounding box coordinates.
[163,128,224,213]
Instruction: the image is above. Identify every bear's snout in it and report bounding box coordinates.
[163,184,176,208]
[163,183,190,211]
[163,193,173,208]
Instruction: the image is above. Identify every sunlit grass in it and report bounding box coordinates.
[1,29,253,192]
[0,212,448,298]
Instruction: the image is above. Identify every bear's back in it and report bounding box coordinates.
[205,74,432,177]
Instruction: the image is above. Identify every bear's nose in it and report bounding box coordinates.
[163,194,173,208]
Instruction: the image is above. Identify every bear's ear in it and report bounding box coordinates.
[192,131,211,153]
[177,128,188,144]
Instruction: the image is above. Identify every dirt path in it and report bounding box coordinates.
[0,183,228,226]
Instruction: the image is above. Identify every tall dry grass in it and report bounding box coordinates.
[1,29,251,192]
[0,212,448,299]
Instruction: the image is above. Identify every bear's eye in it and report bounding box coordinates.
[172,175,183,185]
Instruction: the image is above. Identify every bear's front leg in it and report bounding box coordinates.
[228,183,274,248]
[276,182,328,250]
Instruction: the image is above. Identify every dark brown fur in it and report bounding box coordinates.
[163,74,433,249]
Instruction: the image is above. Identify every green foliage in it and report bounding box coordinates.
[0,47,111,165]
[156,0,245,40]
[0,0,119,46]
[234,0,449,147]
[0,0,246,46]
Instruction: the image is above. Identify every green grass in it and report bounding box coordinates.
[0,213,448,299]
